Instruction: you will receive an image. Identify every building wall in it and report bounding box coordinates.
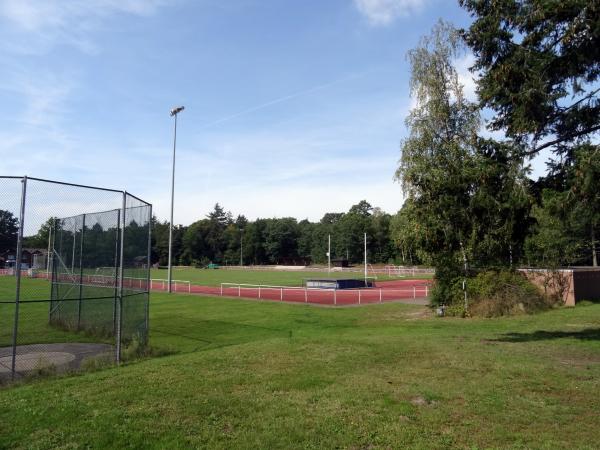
[519,269,575,306]
[519,268,600,306]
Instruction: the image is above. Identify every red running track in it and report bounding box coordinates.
[2,271,431,307]
[153,278,432,307]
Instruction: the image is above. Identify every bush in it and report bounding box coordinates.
[441,270,559,317]
[429,254,464,307]
[121,334,176,362]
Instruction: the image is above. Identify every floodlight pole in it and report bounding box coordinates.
[11,176,27,380]
[168,106,184,293]
[364,233,367,283]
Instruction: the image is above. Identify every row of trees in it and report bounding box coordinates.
[395,0,599,306]
[151,201,400,267]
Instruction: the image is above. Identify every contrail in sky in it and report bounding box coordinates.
[198,71,370,129]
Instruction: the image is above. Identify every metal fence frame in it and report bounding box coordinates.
[0,176,152,381]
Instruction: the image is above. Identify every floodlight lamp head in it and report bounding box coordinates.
[170,106,185,116]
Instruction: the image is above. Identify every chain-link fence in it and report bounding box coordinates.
[0,176,151,382]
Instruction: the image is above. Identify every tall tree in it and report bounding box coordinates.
[528,146,600,266]
[264,218,299,264]
[460,0,600,156]
[569,146,600,266]
[0,210,19,253]
[370,208,394,264]
[23,217,56,249]
[390,200,425,265]
[395,21,481,299]
[337,201,373,263]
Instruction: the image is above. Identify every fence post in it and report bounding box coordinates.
[379,288,382,303]
[425,285,428,297]
[11,176,27,380]
[358,289,361,305]
[116,191,126,364]
[77,214,86,330]
[334,289,337,306]
[220,284,223,296]
[145,204,152,343]
[258,286,261,299]
[112,209,121,337]
[46,221,52,278]
[280,288,283,301]
[48,218,57,320]
[238,286,241,297]
[304,288,307,303]
[413,286,416,299]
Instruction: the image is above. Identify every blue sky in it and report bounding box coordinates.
[0,0,550,225]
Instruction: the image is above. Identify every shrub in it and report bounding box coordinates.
[441,270,559,317]
[120,334,176,362]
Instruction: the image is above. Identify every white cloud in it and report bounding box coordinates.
[0,0,167,53]
[354,0,427,26]
[0,0,165,30]
[454,53,478,103]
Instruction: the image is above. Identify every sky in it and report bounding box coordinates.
[0,0,551,226]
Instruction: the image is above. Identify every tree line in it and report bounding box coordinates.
[151,200,402,267]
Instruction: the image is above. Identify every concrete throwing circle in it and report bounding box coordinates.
[0,352,75,373]
[0,343,113,378]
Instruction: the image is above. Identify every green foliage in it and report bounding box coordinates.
[395,21,535,304]
[446,270,557,317]
[526,148,600,266]
[264,218,300,264]
[429,254,465,307]
[454,0,600,277]
[525,189,581,266]
[460,0,600,155]
[154,200,397,267]
[396,20,480,285]
[22,217,55,249]
[0,209,18,253]
[468,139,533,267]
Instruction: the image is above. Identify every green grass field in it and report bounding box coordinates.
[151,267,432,287]
[1,287,599,449]
[0,278,115,349]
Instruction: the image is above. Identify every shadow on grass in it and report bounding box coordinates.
[495,328,600,343]
[150,318,291,353]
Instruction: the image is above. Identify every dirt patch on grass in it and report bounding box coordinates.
[410,396,438,407]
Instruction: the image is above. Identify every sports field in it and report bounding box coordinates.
[150,266,432,287]
[1,288,599,448]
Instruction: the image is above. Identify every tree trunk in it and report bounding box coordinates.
[459,240,468,314]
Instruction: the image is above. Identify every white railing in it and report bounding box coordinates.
[0,270,192,294]
[217,265,435,276]
[219,282,429,305]
[149,278,191,293]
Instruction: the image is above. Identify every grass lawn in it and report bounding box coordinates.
[0,278,118,349]
[151,266,432,287]
[0,290,599,449]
